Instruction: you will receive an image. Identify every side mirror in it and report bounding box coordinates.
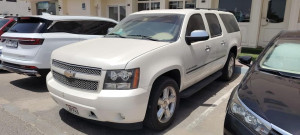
[185,30,209,45]
[239,56,252,67]
[107,27,114,33]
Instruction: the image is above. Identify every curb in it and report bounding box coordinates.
[234,66,249,74]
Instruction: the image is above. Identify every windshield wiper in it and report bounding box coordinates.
[9,29,18,32]
[127,34,159,41]
[261,68,300,79]
[106,33,125,38]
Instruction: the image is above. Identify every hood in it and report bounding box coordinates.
[51,37,169,69]
[238,67,300,134]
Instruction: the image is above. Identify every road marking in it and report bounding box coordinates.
[185,87,234,130]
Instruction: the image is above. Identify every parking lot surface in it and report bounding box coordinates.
[0,64,247,135]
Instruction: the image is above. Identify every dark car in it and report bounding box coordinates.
[0,18,15,36]
[224,30,300,135]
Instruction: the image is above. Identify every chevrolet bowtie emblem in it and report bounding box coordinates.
[64,70,76,78]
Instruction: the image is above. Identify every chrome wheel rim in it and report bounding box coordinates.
[157,86,177,123]
[228,57,235,77]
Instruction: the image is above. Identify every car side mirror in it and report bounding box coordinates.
[239,56,252,67]
[185,30,209,45]
[107,28,114,33]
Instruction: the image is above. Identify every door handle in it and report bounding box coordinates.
[221,41,226,46]
[205,46,211,52]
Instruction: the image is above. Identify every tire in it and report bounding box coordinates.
[144,76,180,131]
[221,53,235,81]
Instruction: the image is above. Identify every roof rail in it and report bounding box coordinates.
[195,8,227,11]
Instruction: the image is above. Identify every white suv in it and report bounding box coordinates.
[47,9,241,130]
[0,15,117,76]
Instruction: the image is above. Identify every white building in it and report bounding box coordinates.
[1,0,300,48]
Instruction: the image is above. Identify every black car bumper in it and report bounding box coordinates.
[2,62,49,77]
[224,112,255,135]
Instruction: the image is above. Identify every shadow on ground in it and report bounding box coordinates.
[58,73,241,135]
[10,77,48,92]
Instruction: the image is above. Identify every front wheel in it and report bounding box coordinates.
[221,53,235,81]
[144,76,179,130]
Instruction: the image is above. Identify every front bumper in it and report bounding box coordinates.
[46,72,150,125]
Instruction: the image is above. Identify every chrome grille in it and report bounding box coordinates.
[52,60,101,75]
[52,71,98,91]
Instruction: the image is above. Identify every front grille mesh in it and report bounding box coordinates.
[52,60,101,75]
[52,71,98,91]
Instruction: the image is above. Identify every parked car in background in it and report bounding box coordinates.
[47,9,241,130]
[224,30,300,135]
[0,17,16,68]
[1,15,117,76]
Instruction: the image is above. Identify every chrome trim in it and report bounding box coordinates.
[271,124,292,135]
[52,59,101,75]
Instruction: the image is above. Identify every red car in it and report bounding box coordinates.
[0,18,15,36]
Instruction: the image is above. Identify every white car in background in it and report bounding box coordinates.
[1,15,117,76]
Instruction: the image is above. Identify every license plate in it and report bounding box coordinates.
[6,40,18,48]
[66,104,79,115]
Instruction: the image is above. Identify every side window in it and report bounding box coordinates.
[186,14,206,36]
[205,13,222,37]
[48,21,117,35]
[3,21,15,32]
[219,14,240,33]
[47,21,82,34]
[82,21,116,35]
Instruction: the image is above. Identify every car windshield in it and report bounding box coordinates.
[107,14,184,42]
[259,40,300,76]
[0,19,9,29]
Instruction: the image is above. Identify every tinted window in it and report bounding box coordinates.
[0,19,9,28]
[48,21,116,35]
[186,14,206,36]
[219,0,252,22]
[220,14,240,33]
[267,0,286,23]
[8,17,51,33]
[205,13,222,37]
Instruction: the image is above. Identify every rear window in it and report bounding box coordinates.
[8,17,51,33]
[0,19,9,28]
[47,21,117,35]
[219,14,240,33]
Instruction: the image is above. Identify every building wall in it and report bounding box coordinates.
[0,0,31,16]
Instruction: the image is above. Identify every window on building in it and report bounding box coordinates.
[37,1,56,15]
[219,0,252,22]
[205,13,222,37]
[109,6,126,21]
[48,21,116,35]
[169,0,196,9]
[138,0,160,11]
[186,14,206,36]
[267,0,286,23]
[219,14,240,33]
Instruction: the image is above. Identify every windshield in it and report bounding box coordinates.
[259,40,300,76]
[0,19,9,29]
[107,14,184,42]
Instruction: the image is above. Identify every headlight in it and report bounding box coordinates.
[229,89,272,135]
[103,68,140,90]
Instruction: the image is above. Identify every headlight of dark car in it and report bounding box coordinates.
[229,89,272,135]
